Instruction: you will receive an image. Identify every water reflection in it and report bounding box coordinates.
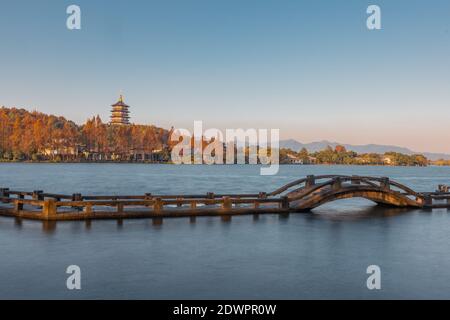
[5,205,422,234]
[221,215,232,223]
[42,220,57,233]
[14,217,22,229]
[310,203,415,221]
[152,217,163,226]
[1,165,450,299]
[279,212,290,220]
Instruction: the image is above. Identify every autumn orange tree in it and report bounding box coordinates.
[0,107,169,161]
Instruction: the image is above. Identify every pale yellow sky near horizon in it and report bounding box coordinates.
[3,102,449,154]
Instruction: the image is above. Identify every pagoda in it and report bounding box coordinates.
[110,95,130,125]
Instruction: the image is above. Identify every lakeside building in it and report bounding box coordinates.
[283,153,317,165]
[110,95,130,125]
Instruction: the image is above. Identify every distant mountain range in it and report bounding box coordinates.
[279,139,450,161]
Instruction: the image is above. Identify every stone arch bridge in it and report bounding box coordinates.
[269,175,429,211]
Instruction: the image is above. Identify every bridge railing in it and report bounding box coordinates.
[269,175,423,201]
[0,187,289,220]
[268,175,347,196]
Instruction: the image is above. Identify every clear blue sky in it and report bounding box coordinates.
[1,0,449,153]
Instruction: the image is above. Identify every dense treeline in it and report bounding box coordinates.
[0,107,170,161]
[434,159,450,166]
[0,106,439,166]
[280,145,429,166]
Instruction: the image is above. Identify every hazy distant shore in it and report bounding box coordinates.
[0,160,448,167]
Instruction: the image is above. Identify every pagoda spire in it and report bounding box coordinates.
[110,94,131,125]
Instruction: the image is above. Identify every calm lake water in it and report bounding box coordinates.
[0,164,449,299]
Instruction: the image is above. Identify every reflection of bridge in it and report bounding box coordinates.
[0,175,449,221]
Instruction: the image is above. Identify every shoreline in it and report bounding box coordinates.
[0,161,446,167]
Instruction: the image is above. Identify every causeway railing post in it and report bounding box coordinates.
[332,177,342,191]
[32,190,44,201]
[306,175,315,188]
[222,196,232,211]
[423,195,433,207]
[380,177,390,191]
[0,188,10,203]
[84,203,93,216]
[221,196,232,222]
[71,193,83,211]
[33,190,44,210]
[42,199,57,220]
[14,194,24,212]
[154,197,163,213]
[280,196,289,210]
[145,193,153,207]
[72,193,82,201]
